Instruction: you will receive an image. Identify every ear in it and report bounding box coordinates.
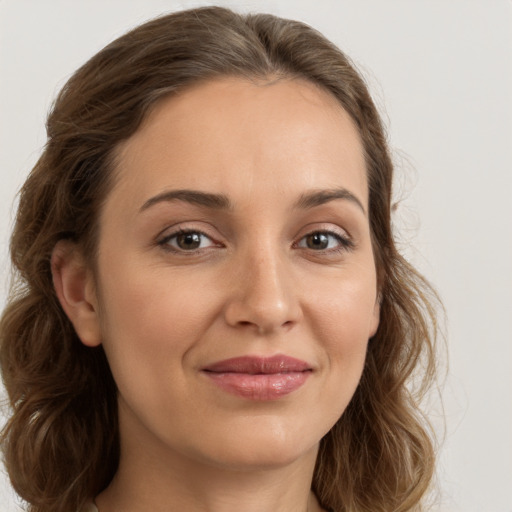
[369,293,381,338]
[51,240,102,347]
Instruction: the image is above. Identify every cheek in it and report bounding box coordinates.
[99,261,216,337]
[93,263,227,439]
[316,300,370,382]
[95,261,221,389]
[309,261,378,343]
[305,267,377,400]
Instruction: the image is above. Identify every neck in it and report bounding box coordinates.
[95,405,323,512]
[97,449,322,512]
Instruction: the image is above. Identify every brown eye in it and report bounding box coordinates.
[176,232,202,250]
[160,230,216,252]
[297,230,353,252]
[304,233,330,250]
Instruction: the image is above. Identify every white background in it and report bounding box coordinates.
[1,1,511,511]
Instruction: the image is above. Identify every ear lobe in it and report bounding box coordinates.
[51,240,102,347]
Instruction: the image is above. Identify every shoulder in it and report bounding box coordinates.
[79,504,98,512]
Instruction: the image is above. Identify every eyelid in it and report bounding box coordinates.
[293,226,355,253]
[154,222,355,255]
[156,225,223,254]
[155,219,222,242]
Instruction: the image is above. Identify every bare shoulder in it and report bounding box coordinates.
[79,504,98,512]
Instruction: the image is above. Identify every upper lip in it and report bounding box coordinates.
[202,355,312,374]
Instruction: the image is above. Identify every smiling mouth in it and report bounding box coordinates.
[201,355,313,400]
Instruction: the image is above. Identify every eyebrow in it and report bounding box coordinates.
[140,189,232,212]
[139,187,365,214]
[294,188,366,214]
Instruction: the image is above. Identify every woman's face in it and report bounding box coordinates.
[88,78,380,470]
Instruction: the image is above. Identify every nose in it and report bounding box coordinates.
[223,243,302,335]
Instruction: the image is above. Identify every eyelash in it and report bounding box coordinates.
[294,230,354,254]
[157,228,354,255]
[158,228,219,254]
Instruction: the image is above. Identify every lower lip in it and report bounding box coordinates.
[203,371,311,400]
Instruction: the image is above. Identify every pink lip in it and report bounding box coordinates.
[202,355,312,401]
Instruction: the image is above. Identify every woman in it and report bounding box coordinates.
[0,6,439,512]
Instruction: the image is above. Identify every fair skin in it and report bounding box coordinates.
[52,77,380,512]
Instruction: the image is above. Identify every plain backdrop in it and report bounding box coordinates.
[1,1,511,511]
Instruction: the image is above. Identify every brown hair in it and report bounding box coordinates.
[0,6,440,512]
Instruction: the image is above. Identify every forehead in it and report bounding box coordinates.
[108,77,367,214]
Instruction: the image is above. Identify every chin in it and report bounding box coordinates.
[204,443,319,473]
[185,417,324,472]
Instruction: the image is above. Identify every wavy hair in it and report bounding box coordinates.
[0,6,440,512]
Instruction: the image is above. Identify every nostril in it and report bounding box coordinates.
[223,286,302,333]
[235,319,296,335]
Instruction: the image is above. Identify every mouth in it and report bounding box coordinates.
[201,355,313,401]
